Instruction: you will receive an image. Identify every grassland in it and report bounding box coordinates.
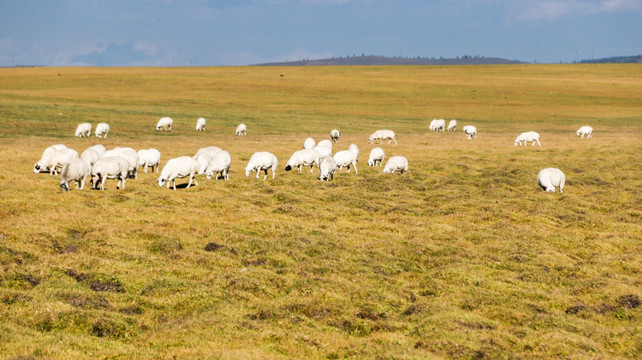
[0,64,640,359]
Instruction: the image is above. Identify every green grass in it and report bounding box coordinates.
[0,65,640,359]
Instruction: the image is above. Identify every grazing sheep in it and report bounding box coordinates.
[75,123,92,137]
[80,148,100,168]
[318,155,338,181]
[515,131,541,146]
[196,117,206,131]
[194,153,212,175]
[137,148,161,173]
[576,126,593,139]
[102,147,138,179]
[383,156,409,174]
[316,139,333,152]
[303,137,316,150]
[88,144,106,157]
[368,147,385,166]
[368,130,397,144]
[205,151,232,180]
[156,117,173,132]
[91,156,129,190]
[194,146,222,160]
[348,144,360,160]
[34,148,79,175]
[333,150,358,174]
[463,125,477,140]
[34,144,68,173]
[245,152,278,180]
[236,123,247,136]
[330,129,341,143]
[429,119,445,132]
[537,168,566,193]
[447,119,457,132]
[158,156,200,190]
[95,123,110,138]
[60,158,90,191]
[314,145,332,158]
[285,149,321,173]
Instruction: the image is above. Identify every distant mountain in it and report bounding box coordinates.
[578,55,642,64]
[253,55,526,66]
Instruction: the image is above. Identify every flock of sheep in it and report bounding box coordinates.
[39,117,593,193]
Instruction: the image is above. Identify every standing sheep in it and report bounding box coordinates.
[91,156,130,190]
[245,152,278,180]
[196,117,206,131]
[537,168,565,193]
[514,131,541,146]
[236,123,247,136]
[368,147,385,166]
[205,151,232,180]
[156,117,173,132]
[137,148,161,173]
[463,125,477,140]
[333,147,358,174]
[447,120,457,132]
[95,123,110,138]
[368,130,397,144]
[330,129,341,143]
[194,146,222,160]
[285,149,321,173]
[80,148,100,168]
[34,148,79,175]
[303,137,316,150]
[576,126,593,139]
[60,158,90,191]
[317,155,338,181]
[75,123,92,137]
[194,153,212,175]
[88,144,106,157]
[34,144,68,173]
[383,156,409,174]
[429,119,445,132]
[348,144,360,161]
[158,156,200,191]
[103,147,139,179]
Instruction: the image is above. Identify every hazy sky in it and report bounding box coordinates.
[1,0,641,66]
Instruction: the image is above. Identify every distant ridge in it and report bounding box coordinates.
[578,55,642,64]
[253,55,526,66]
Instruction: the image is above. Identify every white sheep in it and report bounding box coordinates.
[330,129,341,143]
[156,117,173,132]
[34,144,68,173]
[196,117,206,131]
[447,119,457,132]
[102,147,139,179]
[368,130,397,144]
[316,139,333,152]
[137,148,161,173]
[383,156,408,174]
[303,137,316,150]
[515,131,541,146]
[205,151,232,180]
[91,156,130,190]
[75,123,92,137]
[60,158,90,191]
[333,149,358,174]
[576,126,593,139]
[80,148,100,168]
[318,155,338,181]
[194,146,222,160]
[368,147,385,166]
[285,149,320,173]
[348,144,360,160]
[158,156,200,190]
[194,153,212,175]
[463,125,477,140]
[236,123,247,136]
[34,148,79,175]
[429,119,445,132]
[314,145,332,158]
[245,152,278,180]
[95,123,110,138]
[537,168,565,193]
[88,144,106,157]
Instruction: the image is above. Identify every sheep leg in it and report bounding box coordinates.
[263,169,268,180]
[173,179,177,191]
[353,162,358,174]
[144,164,148,173]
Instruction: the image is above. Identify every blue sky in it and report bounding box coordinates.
[1,0,641,66]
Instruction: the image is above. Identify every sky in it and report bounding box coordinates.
[1,0,641,66]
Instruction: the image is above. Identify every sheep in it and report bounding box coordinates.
[317,155,338,181]
[91,156,130,190]
[194,146,221,160]
[330,129,341,143]
[383,156,409,174]
[447,119,457,132]
[368,130,397,144]
[317,139,333,151]
[195,153,212,175]
[34,148,79,175]
[285,149,320,173]
[102,147,139,179]
[537,168,565,193]
[60,158,90,191]
[333,150,358,174]
[95,123,110,138]
[34,144,68,173]
[368,147,385,166]
[80,148,100,168]
[576,126,593,139]
[196,117,206,131]
[514,131,541,146]
[236,123,247,136]
[303,137,316,150]
[137,148,161,173]
[75,123,92,137]
[88,144,106,157]
[429,119,445,132]
[463,125,477,140]
[158,156,200,190]
[348,144,360,160]
[314,145,332,158]
[205,151,232,180]
[245,152,278,180]
[156,117,173,132]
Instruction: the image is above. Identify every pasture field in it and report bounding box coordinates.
[0,64,640,359]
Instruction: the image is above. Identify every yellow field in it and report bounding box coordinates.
[0,65,640,359]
